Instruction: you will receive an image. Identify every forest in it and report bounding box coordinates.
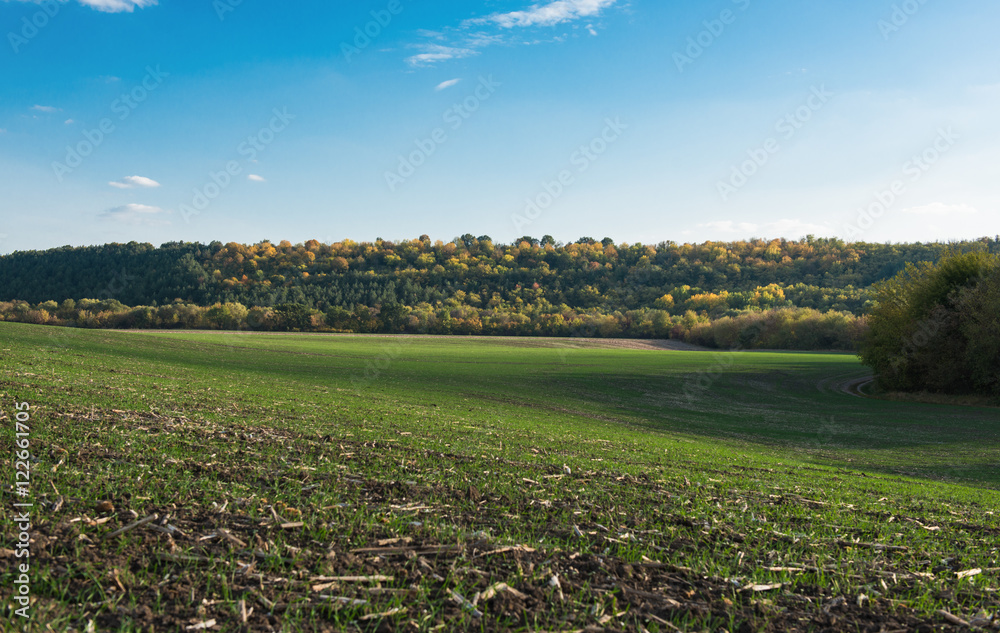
[1,235,997,350]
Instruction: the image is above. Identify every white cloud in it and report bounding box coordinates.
[10,0,155,11]
[100,203,169,224]
[31,105,59,113]
[81,0,156,11]
[64,119,75,125]
[435,78,462,91]
[462,33,506,48]
[408,1,615,66]
[471,0,618,28]
[247,174,266,182]
[900,202,978,216]
[109,175,161,189]
[84,0,157,12]
[406,44,478,67]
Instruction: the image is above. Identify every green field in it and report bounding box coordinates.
[1,322,998,631]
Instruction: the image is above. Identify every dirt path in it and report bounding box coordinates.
[116,329,710,351]
[841,375,875,397]
[817,370,875,399]
[547,337,709,351]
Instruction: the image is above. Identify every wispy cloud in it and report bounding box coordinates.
[469,0,618,28]
[109,175,161,189]
[407,45,478,67]
[100,203,169,225]
[64,119,75,125]
[79,0,156,11]
[900,202,978,216]
[247,174,266,182]
[435,78,462,91]
[407,1,618,66]
[12,0,158,13]
[31,105,59,113]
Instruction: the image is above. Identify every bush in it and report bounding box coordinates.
[682,308,864,351]
[860,251,1000,395]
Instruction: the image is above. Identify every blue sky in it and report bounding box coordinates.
[1,0,998,253]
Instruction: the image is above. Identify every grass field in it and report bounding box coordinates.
[1,322,998,632]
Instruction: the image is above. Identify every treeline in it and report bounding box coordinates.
[860,252,1000,398]
[0,298,866,351]
[3,235,997,351]
[3,236,998,319]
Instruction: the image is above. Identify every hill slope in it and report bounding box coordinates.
[3,237,998,315]
[1,323,997,630]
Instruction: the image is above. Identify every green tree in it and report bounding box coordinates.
[378,302,406,332]
[860,251,999,394]
[955,264,1000,396]
[273,303,314,332]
